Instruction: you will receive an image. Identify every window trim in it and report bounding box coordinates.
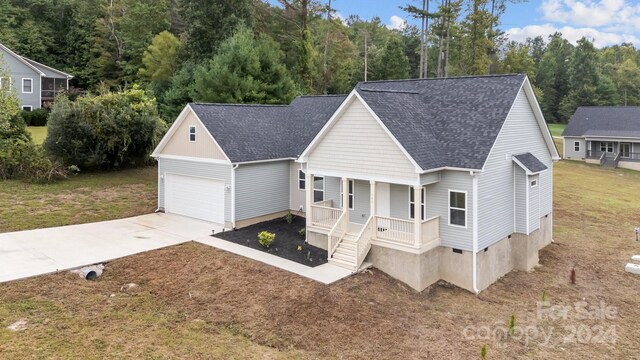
[600,142,613,153]
[573,141,580,152]
[22,78,33,94]
[448,189,467,228]
[188,125,196,142]
[340,179,355,210]
[408,186,426,220]
[298,169,306,190]
[313,176,324,202]
[530,179,538,188]
[21,105,33,112]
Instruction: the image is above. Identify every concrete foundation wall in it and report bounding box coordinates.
[317,213,554,293]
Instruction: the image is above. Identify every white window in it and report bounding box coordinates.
[313,176,324,202]
[409,187,426,220]
[340,179,355,210]
[621,143,631,158]
[448,190,467,228]
[600,142,613,153]
[0,77,11,91]
[188,125,196,142]
[298,170,305,190]
[22,105,33,112]
[531,179,538,187]
[22,78,33,94]
[574,141,580,152]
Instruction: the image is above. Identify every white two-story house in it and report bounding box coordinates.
[151,74,560,293]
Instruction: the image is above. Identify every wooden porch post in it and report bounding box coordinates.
[341,177,349,223]
[414,185,422,247]
[370,180,376,235]
[306,172,313,229]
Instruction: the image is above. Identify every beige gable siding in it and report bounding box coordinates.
[161,111,228,160]
[307,97,418,184]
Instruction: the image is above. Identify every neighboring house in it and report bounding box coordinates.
[152,74,560,293]
[562,106,640,171]
[0,43,73,110]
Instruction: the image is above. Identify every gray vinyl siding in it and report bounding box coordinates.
[324,176,340,208]
[514,166,527,233]
[235,161,290,221]
[529,174,540,232]
[420,171,441,185]
[425,170,474,251]
[477,88,553,250]
[563,137,585,159]
[0,47,41,109]
[390,184,409,219]
[158,157,232,222]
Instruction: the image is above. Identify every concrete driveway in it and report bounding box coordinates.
[0,213,222,283]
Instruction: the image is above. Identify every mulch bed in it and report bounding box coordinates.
[214,215,327,267]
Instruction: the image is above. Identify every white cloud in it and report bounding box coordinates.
[506,23,640,48]
[386,15,406,30]
[541,0,640,32]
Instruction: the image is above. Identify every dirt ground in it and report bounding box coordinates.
[1,160,639,359]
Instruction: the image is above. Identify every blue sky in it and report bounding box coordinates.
[322,0,640,48]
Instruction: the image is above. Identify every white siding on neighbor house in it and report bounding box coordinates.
[289,161,306,212]
[564,137,585,159]
[158,157,232,223]
[161,110,228,160]
[529,174,540,232]
[425,170,474,251]
[235,161,290,221]
[0,47,41,109]
[307,97,418,185]
[476,88,553,250]
[514,165,527,234]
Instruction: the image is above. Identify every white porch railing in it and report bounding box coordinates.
[311,204,341,228]
[375,215,415,246]
[355,216,374,269]
[328,211,348,256]
[314,199,333,207]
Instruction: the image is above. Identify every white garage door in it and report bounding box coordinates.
[165,173,225,224]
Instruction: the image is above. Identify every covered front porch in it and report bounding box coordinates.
[305,174,440,271]
[585,139,640,167]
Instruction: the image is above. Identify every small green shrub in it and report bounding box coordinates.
[22,109,49,126]
[257,231,275,248]
[508,314,516,336]
[480,344,487,359]
[285,211,293,224]
[298,228,305,237]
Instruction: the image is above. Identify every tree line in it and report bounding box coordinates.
[1,0,639,123]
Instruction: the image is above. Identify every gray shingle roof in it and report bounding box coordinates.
[563,106,640,138]
[190,95,347,163]
[513,152,548,174]
[355,74,527,170]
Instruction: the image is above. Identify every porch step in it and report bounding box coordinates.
[328,257,356,271]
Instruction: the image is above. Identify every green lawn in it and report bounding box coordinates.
[547,122,566,137]
[0,166,157,233]
[27,126,48,145]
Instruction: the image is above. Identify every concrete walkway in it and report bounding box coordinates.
[0,213,353,285]
[196,236,353,285]
[0,213,220,283]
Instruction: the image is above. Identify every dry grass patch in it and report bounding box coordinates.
[0,160,639,359]
[0,167,157,233]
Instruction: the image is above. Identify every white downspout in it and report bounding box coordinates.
[231,164,239,229]
[471,171,480,294]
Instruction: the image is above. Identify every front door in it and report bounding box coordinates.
[376,183,390,218]
[621,143,631,158]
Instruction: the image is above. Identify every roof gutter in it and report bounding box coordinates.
[420,166,483,175]
[233,157,296,165]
